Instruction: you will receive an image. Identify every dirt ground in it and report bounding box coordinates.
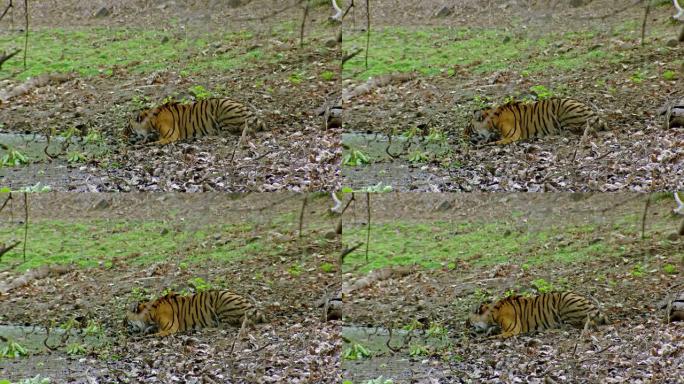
[341,193,684,383]
[342,0,684,192]
[0,193,342,383]
[0,0,341,192]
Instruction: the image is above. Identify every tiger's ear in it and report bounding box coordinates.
[473,110,485,121]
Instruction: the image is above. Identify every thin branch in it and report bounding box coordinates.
[341,48,363,67]
[299,0,310,49]
[0,49,21,69]
[0,0,12,23]
[641,0,651,46]
[23,192,28,262]
[641,194,651,240]
[0,241,21,262]
[0,192,12,214]
[298,194,308,239]
[365,192,371,263]
[364,0,370,69]
[23,0,28,69]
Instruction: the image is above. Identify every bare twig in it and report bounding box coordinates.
[0,49,20,69]
[299,0,310,49]
[339,242,363,265]
[641,0,651,46]
[0,0,12,23]
[365,192,371,263]
[341,48,363,67]
[0,192,12,215]
[0,241,21,262]
[298,194,308,239]
[641,194,651,240]
[23,0,28,69]
[364,0,370,69]
[22,192,28,262]
[230,121,250,164]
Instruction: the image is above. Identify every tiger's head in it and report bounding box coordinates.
[466,301,498,335]
[465,109,500,144]
[124,301,158,335]
[123,108,160,144]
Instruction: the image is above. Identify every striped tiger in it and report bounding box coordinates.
[125,290,266,337]
[124,98,267,145]
[467,292,606,339]
[465,98,606,145]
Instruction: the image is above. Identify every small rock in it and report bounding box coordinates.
[435,6,453,18]
[94,7,110,18]
[666,39,679,48]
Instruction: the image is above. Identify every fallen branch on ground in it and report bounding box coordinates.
[0,264,74,295]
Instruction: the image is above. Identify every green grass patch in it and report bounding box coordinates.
[0,26,283,80]
[342,22,664,80]
[343,220,624,274]
[0,218,282,271]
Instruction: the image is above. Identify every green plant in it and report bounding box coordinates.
[16,376,50,384]
[84,130,103,144]
[320,262,335,273]
[663,264,678,274]
[472,95,490,109]
[320,70,335,81]
[402,319,424,331]
[67,151,88,163]
[287,264,303,277]
[343,149,370,166]
[663,70,677,81]
[364,377,393,384]
[288,72,304,85]
[531,278,554,293]
[84,320,103,336]
[409,344,429,357]
[530,85,553,100]
[629,71,645,84]
[188,277,212,292]
[66,343,87,356]
[1,339,28,358]
[426,323,447,337]
[131,94,151,109]
[19,183,51,193]
[1,148,29,167]
[408,151,429,163]
[59,318,79,332]
[189,85,212,100]
[631,263,646,277]
[130,287,149,302]
[343,343,371,360]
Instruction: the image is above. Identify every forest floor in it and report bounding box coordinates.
[0,193,342,383]
[0,0,341,192]
[340,193,684,383]
[342,0,684,192]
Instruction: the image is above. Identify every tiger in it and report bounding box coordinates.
[467,291,606,339]
[464,98,606,145]
[125,290,266,337]
[124,98,267,145]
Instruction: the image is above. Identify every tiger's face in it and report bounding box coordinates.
[124,301,158,335]
[466,301,497,334]
[465,109,500,144]
[124,110,159,144]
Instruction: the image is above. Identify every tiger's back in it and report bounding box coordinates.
[466,98,605,145]
[468,292,605,339]
[125,289,266,337]
[125,98,266,145]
